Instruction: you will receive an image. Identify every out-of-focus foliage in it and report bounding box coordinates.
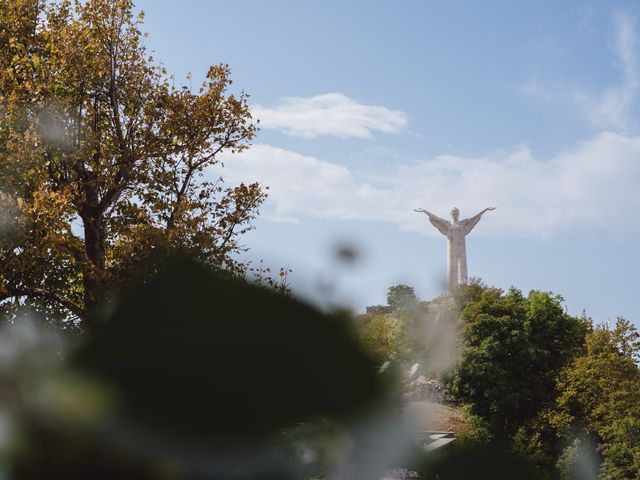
[7,258,391,479]
[450,285,587,440]
[0,260,566,479]
[0,0,264,326]
[358,288,459,376]
[3,259,638,478]
[76,259,385,437]
[387,284,417,310]
[416,440,542,480]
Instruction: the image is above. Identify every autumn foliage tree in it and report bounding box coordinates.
[0,0,265,325]
[549,318,640,478]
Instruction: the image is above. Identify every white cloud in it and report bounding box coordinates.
[252,93,408,139]
[574,12,639,129]
[218,144,376,220]
[218,134,640,237]
[523,12,640,131]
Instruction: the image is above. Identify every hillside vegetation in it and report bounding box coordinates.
[358,281,640,479]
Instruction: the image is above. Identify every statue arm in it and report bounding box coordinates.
[414,208,449,235]
[463,207,496,235]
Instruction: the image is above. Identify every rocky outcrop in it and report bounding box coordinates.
[407,376,451,403]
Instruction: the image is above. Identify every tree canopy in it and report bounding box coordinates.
[549,318,640,479]
[0,0,265,325]
[386,284,417,310]
[447,282,640,478]
[451,285,587,439]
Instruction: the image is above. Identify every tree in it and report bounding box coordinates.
[0,0,265,325]
[549,318,640,479]
[451,286,586,440]
[357,312,409,364]
[386,284,417,310]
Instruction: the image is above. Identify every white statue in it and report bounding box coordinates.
[415,206,496,292]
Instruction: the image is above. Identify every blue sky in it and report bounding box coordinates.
[136,0,640,324]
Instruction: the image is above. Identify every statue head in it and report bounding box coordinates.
[450,207,460,221]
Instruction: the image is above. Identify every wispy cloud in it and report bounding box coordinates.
[218,133,640,236]
[253,93,408,139]
[523,12,640,131]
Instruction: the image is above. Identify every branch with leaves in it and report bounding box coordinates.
[0,0,264,325]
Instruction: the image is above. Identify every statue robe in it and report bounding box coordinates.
[428,213,483,292]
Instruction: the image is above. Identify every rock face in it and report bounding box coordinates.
[379,468,420,480]
[407,376,448,403]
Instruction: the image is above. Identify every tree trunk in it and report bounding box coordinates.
[82,212,105,320]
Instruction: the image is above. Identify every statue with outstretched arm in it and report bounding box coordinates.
[415,206,496,292]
